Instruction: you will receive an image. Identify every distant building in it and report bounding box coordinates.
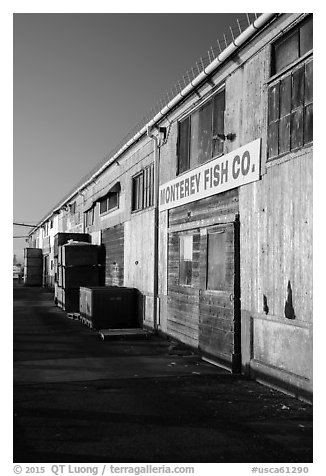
[28,13,313,401]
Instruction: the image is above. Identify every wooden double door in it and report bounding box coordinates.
[198,221,241,372]
[168,219,241,372]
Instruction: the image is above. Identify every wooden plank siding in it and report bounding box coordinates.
[198,223,239,368]
[168,188,239,228]
[101,224,124,286]
[167,230,200,347]
[166,189,239,349]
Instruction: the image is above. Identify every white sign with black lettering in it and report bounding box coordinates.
[159,138,261,212]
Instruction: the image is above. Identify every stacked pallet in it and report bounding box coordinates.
[55,241,100,313]
[24,248,43,286]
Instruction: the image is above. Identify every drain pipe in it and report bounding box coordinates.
[147,125,160,331]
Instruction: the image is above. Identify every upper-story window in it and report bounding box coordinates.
[267,16,313,160]
[99,182,120,216]
[177,88,225,175]
[84,206,95,227]
[132,163,154,212]
[69,202,76,214]
[100,193,118,216]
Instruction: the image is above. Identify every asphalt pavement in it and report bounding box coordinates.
[13,285,313,463]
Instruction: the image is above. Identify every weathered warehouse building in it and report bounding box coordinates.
[28,13,313,401]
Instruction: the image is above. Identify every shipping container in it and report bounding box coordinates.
[62,266,99,288]
[53,232,91,257]
[24,248,42,258]
[56,285,80,313]
[61,242,99,267]
[79,286,139,330]
[23,248,43,286]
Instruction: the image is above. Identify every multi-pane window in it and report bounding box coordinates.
[179,235,193,286]
[99,191,119,215]
[177,88,225,175]
[272,16,312,75]
[268,16,313,160]
[84,206,95,227]
[132,163,154,212]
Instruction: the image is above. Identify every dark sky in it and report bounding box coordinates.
[13,12,253,260]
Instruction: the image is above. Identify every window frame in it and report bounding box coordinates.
[177,87,225,176]
[267,17,313,162]
[84,205,95,227]
[206,229,228,291]
[179,234,194,287]
[99,191,119,216]
[131,163,154,213]
[271,15,312,77]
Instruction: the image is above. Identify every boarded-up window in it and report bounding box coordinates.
[206,231,226,290]
[177,88,225,175]
[179,235,193,286]
[132,163,154,212]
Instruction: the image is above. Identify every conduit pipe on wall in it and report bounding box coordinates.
[30,13,277,234]
[146,125,160,330]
